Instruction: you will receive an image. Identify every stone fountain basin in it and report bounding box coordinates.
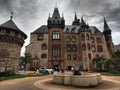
[53,73,102,87]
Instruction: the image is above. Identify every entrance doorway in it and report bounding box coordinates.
[54,65,59,71]
[67,66,72,70]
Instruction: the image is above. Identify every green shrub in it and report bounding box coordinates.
[109,70,120,74]
[4,70,16,76]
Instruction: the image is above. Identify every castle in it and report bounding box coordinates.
[26,7,114,71]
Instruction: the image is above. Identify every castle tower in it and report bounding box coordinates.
[72,12,80,26]
[0,14,27,72]
[103,17,114,57]
[48,7,65,70]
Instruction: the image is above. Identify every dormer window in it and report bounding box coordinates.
[71,29,75,33]
[66,28,69,33]
[38,34,44,40]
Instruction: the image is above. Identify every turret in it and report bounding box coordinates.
[47,8,65,29]
[103,17,114,57]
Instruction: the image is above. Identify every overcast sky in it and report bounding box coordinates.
[0,0,120,55]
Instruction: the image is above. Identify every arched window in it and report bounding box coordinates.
[66,28,69,33]
[73,54,77,60]
[71,36,76,42]
[96,37,102,43]
[72,45,77,52]
[67,54,71,60]
[86,34,89,40]
[41,43,47,50]
[91,37,94,43]
[82,43,86,50]
[66,36,70,42]
[87,43,90,50]
[91,45,96,52]
[97,45,103,52]
[41,53,47,58]
[67,45,71,51]
[81,34,85,41]
[38,34,44,40]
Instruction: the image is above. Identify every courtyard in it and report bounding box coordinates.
[0,72,120,90]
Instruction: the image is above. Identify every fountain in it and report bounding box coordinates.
[53,66,102,87]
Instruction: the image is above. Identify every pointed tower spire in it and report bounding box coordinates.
[10,12,13,20]
[74,12,77,20]
[62,13,64,19]
[72,12,80,26]
[104,17,111,31]
[81,16,86,26]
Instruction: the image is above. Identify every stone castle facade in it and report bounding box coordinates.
[0,17,27,72]
[26,8,114,70]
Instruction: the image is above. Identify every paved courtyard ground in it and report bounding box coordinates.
[0,72,120,90]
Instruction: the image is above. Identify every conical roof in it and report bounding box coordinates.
[0,19,27,39]
[81,17,86,26]
[52,8,61,19]
[104,17,111,31]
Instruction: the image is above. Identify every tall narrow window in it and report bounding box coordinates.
[82,43,86,50]
[86,34,89,40]
[67,54,71,60]
[72,45,77,52]
[87,43,90,50]
[81,34,85,41]
[91,37,94,43]
[73,54,77,60]
[91,45,96,52]
[52,46,60,56]
[97,45,103,52]
[52,32,60,40]
[67,44,71,51]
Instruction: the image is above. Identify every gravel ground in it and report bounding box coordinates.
[0,75,52,90]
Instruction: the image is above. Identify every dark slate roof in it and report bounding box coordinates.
[32,25,102,35]
[52,8,61,19]
[104,17,111,31]
[32,25,48,34]
[63,25,80,34]
[0,19,27,38]
[90,26,102,34]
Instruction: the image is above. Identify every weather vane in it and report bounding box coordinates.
[10,12,13,20]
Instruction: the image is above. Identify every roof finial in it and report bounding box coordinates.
[55,2,57,8]
[10,12,13,20]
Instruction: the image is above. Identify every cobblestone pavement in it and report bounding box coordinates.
[0,75,52,90]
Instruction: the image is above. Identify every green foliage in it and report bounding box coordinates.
[109,70,120,74]
[4,70,16,76]
[20,53,33,70]
[0,73,48,81]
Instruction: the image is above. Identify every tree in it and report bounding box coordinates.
[20,53,33,71]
